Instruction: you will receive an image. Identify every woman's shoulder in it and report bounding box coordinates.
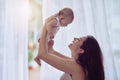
[60,72,86,80]
[71,61,86,80]
[72,60,84,72]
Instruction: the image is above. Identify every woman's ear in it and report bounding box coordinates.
[79,49,84,54]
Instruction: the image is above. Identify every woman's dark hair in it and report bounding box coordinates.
[77,35,105,80]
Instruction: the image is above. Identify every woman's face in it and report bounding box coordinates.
[68,36,87,58]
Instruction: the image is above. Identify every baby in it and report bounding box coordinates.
[35,8,74,65]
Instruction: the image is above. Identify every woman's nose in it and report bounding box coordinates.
[74,38,77,40]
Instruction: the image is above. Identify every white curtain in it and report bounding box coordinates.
[0,0,28,80]
[40,0,120,80]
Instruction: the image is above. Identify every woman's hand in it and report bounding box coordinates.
[48,40,54,53]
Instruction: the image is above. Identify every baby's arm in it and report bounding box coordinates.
[45,13,58,25]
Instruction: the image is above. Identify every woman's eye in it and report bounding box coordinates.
[79,38,82,41]
[76,39,80,42]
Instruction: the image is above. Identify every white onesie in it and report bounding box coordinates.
[60,73,72,80]
[36,16,61,42]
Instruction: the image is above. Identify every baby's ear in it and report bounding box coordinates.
[60,15,64,20]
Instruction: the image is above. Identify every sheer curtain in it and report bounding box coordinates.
[0,0,28,80]
[40,0,119,80]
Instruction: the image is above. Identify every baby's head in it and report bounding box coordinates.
[58,8,74,27]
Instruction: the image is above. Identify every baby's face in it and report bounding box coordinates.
[60,17,73,27]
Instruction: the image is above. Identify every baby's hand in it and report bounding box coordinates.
[50,35,54,39]
[48,32,54,39]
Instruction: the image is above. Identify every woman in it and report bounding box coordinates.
[36,26,105,80]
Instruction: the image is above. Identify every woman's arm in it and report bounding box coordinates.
[39,25,78,74]
[48,40,71,59]
[50,50,71,59]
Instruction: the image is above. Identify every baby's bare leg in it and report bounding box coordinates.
[34,55,41,66]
